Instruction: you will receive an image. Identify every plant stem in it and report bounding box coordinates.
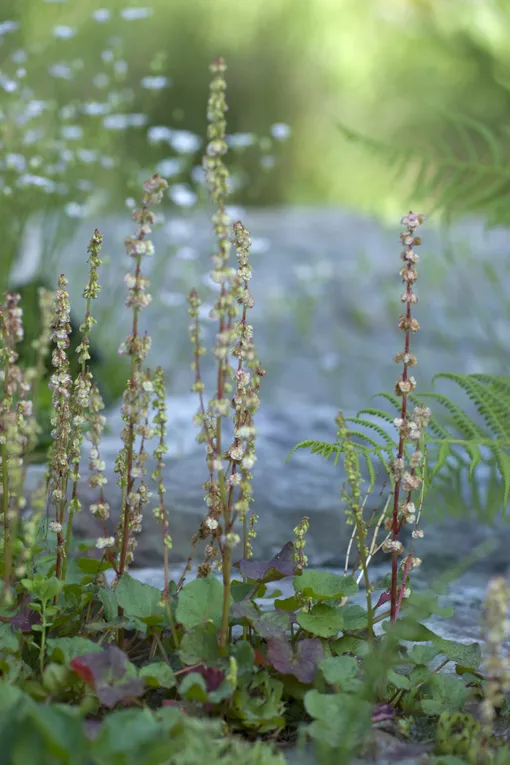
[355,522,374,642]
[2,353,11,591]
[217,418,231,651]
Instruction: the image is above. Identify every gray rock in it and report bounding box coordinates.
[28,207,510,413]
[20,207,510,570]
[30,397,362,567]
[24,392,510,573]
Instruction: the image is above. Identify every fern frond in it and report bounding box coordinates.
[494,447,510,509]
[286,439,344,466]
[337,114,510,225]
[362,373,510,516]
[372,392,403,412]
[289,374,510,519]
[345,415,397,450]
[432,372,510,441]
[412,390,486,441]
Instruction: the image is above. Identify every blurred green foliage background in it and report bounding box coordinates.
[2,0,510,226]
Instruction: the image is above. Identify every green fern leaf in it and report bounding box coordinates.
[433,372,510,441]
[494,448,510,510]
[345,416,397,449]
[337,115,510,225]
[286,439,344,466]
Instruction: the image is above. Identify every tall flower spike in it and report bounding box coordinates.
[480,577,510,730]
[116,174,167,580]
[187,60,265,652]
[229,221,264,559]
[0,292,29,597]
[48,275,73,580]
[28,287,54,445]
[151,366,171,600]
[63,230,104,580]
[388,212,427,622]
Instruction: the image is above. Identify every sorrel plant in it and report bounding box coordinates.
[0,56,509,765]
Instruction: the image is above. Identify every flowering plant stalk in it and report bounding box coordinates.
[0,293,30,597]
[387,212,430,622]
[48,276,73,581]
[187,58,264,651]
[151,366,171,602]
[480,577,510,734]
[115,174,168,581]
[335,410,374,640]
[62,230,104,580]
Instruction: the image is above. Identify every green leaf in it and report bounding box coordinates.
[293,571,358,600]
[176,575,225,630]
[405,591,455,620]
[341,605,368,631]
[407,645,441,666]
[0,623,18,653]
[85,618,131,633]
[383,617,436,642]
[0,683,24,711]
[231,673,285,733]
[254,611,290,639]
[97,588,118,622]
[91,707,161,757]
[304,690,372,750]
[319,656,360,691]
[139,662,175,689]
[208,679,235,704]
[75,557,113,575]
[178,623,219,665]
[273,595,303,611]
[297,604,344,638]
[178,672,208,703]
[410,665,432,685]
[231,640,255,676]
[331,636,370,657]
[387,669,411,690]
[422,675,469,714]
[432,638,481,670]
[230,600,260,624]
[115,574,162,621]
[230,581,264,601]
[22,574,63,603]
[46,637,103,665]
[24,701,87,762]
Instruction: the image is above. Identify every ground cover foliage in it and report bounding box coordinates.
[1,59,510,765]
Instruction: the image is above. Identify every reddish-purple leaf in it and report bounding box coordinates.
[69,645,145,708]
[267,637,324,684]
[98,677,145,708]
[375,591,391,610]
[70,656,95,688]
[9,599,41,632]
[372,703,396,723]
[237,542,298,583]
[178,663,225,692]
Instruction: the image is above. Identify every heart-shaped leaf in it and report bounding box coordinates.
[297,604,344,638]
[237,542,298,583]
[253,610,291,639]
[267,637,323,683]
[176,575,225,629]
[294,570,358,600]
[70,645,144,708]
[319,655,360,691]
